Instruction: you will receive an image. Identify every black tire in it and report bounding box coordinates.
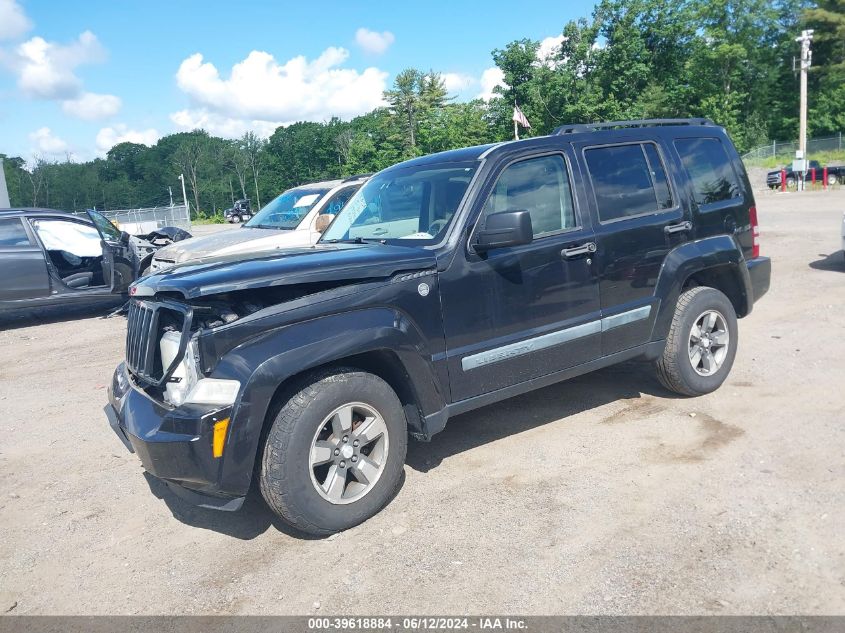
[232,214,241,223]
[259,368,407,535]
[655,286,738,397]
[828,174,838,186]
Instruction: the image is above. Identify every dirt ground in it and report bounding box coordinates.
[1,191,843,615]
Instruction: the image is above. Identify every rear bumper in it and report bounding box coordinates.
[746,256,771,304]
[105,362,245,511]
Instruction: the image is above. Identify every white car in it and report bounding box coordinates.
[148,175,367,273]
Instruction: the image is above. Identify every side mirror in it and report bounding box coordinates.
[315,213,335,233]
[120,230,131,244]
[474,210,533,252]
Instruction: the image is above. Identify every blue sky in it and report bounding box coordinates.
[0,0,595,162]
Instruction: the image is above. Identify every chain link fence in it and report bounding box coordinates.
[97,205,191,235]
[742,133,844,161]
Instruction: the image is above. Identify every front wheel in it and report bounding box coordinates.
[828,174,838,186]
[655,287,738,396]
[259,368,407,535]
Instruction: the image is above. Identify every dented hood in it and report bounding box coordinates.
[132,243,437,299]
[152,227,312,263]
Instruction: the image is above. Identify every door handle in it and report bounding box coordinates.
[372,228,388,235]
[664,221,692,234]
[561,242,597,258]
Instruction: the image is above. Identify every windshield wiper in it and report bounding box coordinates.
[248,224,291,230]
[325,237,385,244]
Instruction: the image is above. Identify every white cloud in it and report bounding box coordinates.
[29,127,68,156]
[537,35,565,67]
[170,108,280,139]
[478,67,506,101]
[96,124,160,154]
[441,72,475,95]
[354,28,395,55]
[9,30,107,99]
[61,91,122,120]
[0,0,31,41]
[172,47,388,136]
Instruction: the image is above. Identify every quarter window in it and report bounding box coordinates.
[0,218,30,247]
[482,155,576,237]
[585,143,674,222]
[674,137,740,206]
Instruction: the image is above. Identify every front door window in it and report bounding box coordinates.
[31,219,106,289]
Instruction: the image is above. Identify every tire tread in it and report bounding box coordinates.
[656,286,711,397]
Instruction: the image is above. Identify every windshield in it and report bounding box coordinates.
[244,188,328,230]
[321,163,476,244]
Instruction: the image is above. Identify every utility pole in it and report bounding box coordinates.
[178,173,189,216]
[168,186,173,208]
[796,29,813,190]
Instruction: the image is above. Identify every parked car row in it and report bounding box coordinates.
[104,118,771,535]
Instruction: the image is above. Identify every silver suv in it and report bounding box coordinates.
[148,175,367,273]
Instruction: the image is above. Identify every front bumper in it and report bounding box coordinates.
[105,362,245,511]
[746,256,771,304]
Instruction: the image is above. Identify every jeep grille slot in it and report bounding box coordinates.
[125,299,192,387]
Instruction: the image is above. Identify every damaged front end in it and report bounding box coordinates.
[125,281,352,408]
[106,243,438,506]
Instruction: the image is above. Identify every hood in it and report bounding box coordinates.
[133,243,437,299]
[153,227,312,263]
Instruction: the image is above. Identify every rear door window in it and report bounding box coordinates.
[585,143,674,222]
[674,137,740,206]
[0,218,31,247]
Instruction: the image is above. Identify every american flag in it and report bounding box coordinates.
[512,104,531,129]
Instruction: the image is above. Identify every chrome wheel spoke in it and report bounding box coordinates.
[350,455,379,486]
[701,350,714,373]
[710,330,727,347]
[690,324,702,342]
[322,464,347,501]
[704,312,717,333]
[690,347,702,367]
[354,415,387,445]
[311,440,335,466]
[331,405,354,437]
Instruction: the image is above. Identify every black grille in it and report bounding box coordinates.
[125,299,192,386]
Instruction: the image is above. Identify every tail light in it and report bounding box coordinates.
[749,206,760,258]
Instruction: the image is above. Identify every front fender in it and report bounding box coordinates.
[651,235,751,342]
[209,307,446,496]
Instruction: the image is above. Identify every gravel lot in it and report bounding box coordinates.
[1,191,843,615]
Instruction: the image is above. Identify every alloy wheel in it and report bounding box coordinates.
[688,310,730,376]
[309,402,389,504]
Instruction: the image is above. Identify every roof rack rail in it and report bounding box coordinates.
[341,173,372,183]
[553,118,716,135]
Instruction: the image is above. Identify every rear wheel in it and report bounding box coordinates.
[655,287,738,396]
[259,368,407,535]
[828,173,838,186]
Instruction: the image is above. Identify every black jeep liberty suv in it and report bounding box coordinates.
[105,119,771,535]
